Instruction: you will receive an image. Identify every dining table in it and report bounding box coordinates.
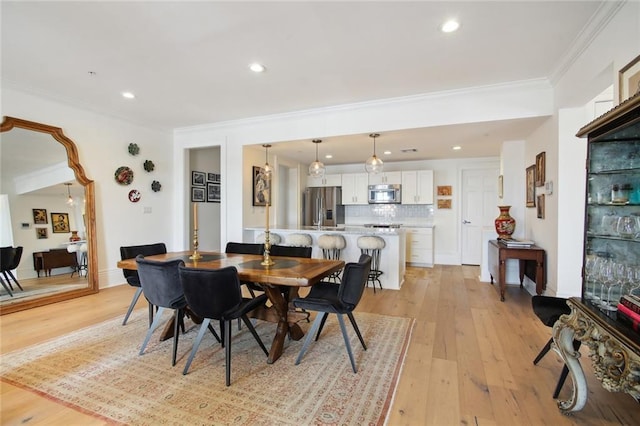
[117,251,344,363]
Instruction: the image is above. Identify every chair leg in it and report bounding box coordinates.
[552,340,581,398]
[296,313,326,366]
[148,302,155,327]
[6,271,23,291]
[172,308,183,366]
[1,276,13,297]
[533,337,553,365]
[207,322,221,343]
[337,314,358,373]
[140,307,165,355]
[224,320,232,386]
[315,312,329,341]
[241,314,268,356]
[2,272,14,290]
[122,287,144,325]
[183,319,211,375]
[347,312,367,350]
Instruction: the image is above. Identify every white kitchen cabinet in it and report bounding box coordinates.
[307,173,342,187]
[401,170,433,204]
[405,227,433,267]
[368,171,402,185]
[341,173,369,205]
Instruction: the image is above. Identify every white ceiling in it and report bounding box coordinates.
[1,1,606,165]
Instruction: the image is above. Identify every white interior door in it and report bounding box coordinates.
[462,168,498,264]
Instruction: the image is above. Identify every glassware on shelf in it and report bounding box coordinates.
[616,216,638,239]
[601,214,620,236]
[598,259,620,311]
[583,253,601,301]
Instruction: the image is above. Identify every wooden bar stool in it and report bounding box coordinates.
[318,234,346,282]
[357,236,385,293]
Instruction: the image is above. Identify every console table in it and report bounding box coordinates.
[32,249,77,277]
[487,240,545,301]
[553,297,640,413]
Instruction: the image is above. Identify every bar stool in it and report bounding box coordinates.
[357,236,385,293]
[78,243,88,277]
[67,244,81,277]
[286,233,313,247]
[256,232,281,245]
[318,234,346,282]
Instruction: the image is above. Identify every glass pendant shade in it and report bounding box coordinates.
[308,139,325,178]
[365,133,384,174]
[65,183,75,206]
[261,144,272,177]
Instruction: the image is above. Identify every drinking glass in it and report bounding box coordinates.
[583,253,600,301]
[598,259,619,311]
[616,216,638,239]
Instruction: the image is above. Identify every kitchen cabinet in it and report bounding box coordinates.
[368,171,402,185]
[401,170,434,204]
[341,173,369,205]
[405,227,433,267]
[307,173,342,187]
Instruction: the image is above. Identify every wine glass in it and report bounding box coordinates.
[598,259,619,311]
[584,253,601,301]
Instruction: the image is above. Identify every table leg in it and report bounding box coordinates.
[552,309,588,413]
[536,260,545,294]
[518,259,526,287]
[262,286,303,364]
[499,259,506,302]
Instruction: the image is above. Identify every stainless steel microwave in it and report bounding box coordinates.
[368,184,401,204]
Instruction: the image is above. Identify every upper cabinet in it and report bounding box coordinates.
[307,173,342,187]
[342,173,369,205]
[368,171,402,185]
[402,170,434,204]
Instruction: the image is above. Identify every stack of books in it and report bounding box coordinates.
[617,294,640,332]
[497,238,535,247]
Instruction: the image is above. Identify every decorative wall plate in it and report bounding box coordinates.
[128,143,140,155]
[128,189,141,202]
[115,166,134,185]
[144,160,155,172]
[151,180,161,192]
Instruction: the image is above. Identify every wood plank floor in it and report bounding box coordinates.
[1,265,638,425]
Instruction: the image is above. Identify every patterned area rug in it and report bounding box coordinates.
[0,310,413,425]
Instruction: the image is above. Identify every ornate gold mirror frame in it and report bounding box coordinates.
[1,116,98,314]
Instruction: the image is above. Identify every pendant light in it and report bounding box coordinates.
[308,139,326,178]
[261,144,273,177]
[365,133,384,174]
[65,182,75,206]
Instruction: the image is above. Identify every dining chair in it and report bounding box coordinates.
[531,295,581,398]
[1,246,24,292]
[136,255,193,366]
[292,254,371,373]
[179,265,269,385]
[119,243,167,325]
[225,242,265,298]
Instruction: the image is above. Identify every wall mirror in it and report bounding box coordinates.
[0,117,98,314]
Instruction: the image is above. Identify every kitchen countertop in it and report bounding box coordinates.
[245,226,405,235]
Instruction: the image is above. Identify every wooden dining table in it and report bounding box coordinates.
[117,251,344,364]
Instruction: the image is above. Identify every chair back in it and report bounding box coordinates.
[120,243,167,285]
[135,255,186,309]
[338,254,371,308]
[0,247,12,271]
[270,244,312,258]
[225,242,264,255]
[179,265,243,320]
[5,246,23,270]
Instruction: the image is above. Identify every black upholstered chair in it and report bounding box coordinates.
[531,295,581,398]
[136,255,190,366]
[293,254,371,373]
[1,274,13,297]
[269,244,312,258]
[119,243,167,325]
[225,242,265,298]
[1,246,24,292]
[179,265,269,385]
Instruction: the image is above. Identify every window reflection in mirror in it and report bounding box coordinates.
[0,117,98,314]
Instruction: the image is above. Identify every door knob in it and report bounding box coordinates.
[462,220,471,224]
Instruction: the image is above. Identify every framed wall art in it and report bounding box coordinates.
[192,171,206,186]
[619,54,640,103]
[437,185,452,196]
[437,199,452,209]
[51,212,70,233]
[253,166,271,206]
[36,227,48,239]
[535,152,545,187]
[191,186,205,202]
[33,208,47,224]
[526,165,536,207]
[207,182,221,203]
[537,194,545,219]
[207,172,221,183]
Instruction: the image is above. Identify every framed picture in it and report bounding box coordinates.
[33,208,48,224]
[437,185,452,196]
[253,166,271,206]
[36,227,48,239]
[535,151,545,187]
[537,194,545,219]
[526,165,536,208]
[191,186,205,202]
[498,175,504,198]
[207,182,221,203]
[51,212,70,233]
[192,171,206,186]
[618,54,640,103]
[207,172,221,183]
[437,199,452,209]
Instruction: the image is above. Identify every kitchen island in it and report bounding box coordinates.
[243,226,406,290]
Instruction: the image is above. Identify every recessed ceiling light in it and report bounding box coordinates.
[383,151,392,155]
[452,146,462,150]
[441,20,460,33]
[325,154,333,159]
[249,63,266,73]
[122,92,135,99]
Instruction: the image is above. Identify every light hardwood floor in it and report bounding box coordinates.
[1,265,638,425]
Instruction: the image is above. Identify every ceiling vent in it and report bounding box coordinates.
[401,148,418,153]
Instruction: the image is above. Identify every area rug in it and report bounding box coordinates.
[0,310,413,425]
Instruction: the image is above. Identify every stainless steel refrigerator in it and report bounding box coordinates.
[302,186,345,227]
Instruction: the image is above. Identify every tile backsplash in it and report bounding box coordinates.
[344,204,434,226]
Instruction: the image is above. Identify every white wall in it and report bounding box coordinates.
[2,87,174,288]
